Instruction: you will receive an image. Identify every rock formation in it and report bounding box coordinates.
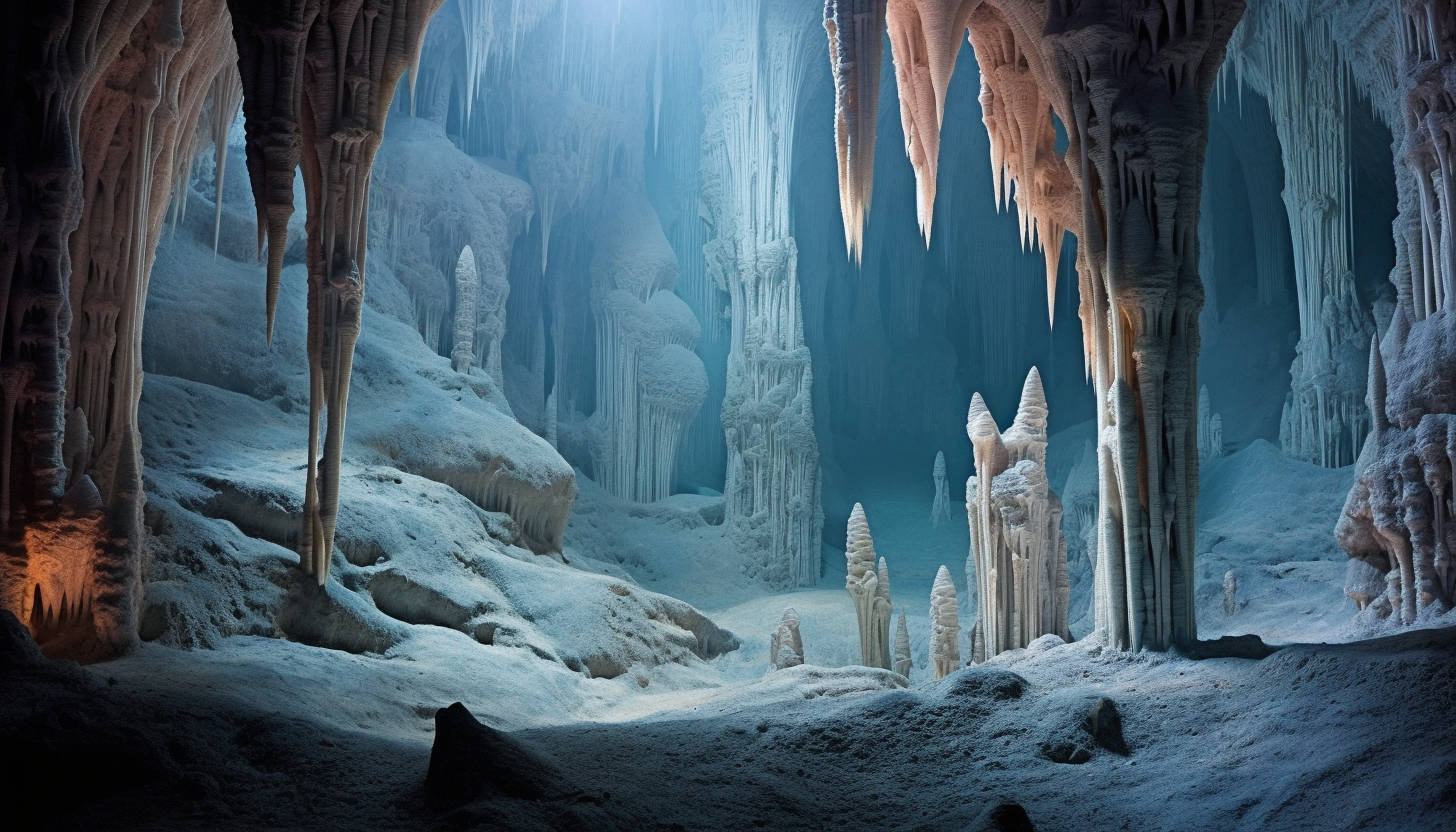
[451,247,479,375]
[845,503,893,669]
[828,0,1245,651]
[1198,386,1224,462]
[929,564,960,679]
[1336,0,1456,627]
[771,607,806,669]
[965,368,1070,662]
[700,0,824,588]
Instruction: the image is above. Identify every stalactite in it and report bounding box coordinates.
[228,0,445,583]
[823,0,888,262]
[965,368,1070,660]
[209,64,244,257]
[884,0,981,243]
[700,0,824,589]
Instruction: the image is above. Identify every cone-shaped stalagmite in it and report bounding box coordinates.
[845,503,893,669]
[930,565,960,679]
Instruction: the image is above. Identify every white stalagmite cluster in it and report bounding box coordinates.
[823,0,889,262]
[589,192,708,503]
[770,607,805,669]
[1198,386,1224,462]
[845,503,893,669]
[929,565,960,679]
[931,450,952,526]
[1336,0,1456,628]
[964,368,1070,662]
[1228,0,1375,469]
[699,0,824,588]
[893,606,913,677]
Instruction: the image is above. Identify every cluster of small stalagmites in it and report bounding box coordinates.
[1334,0,1456,627]
[227,0,444,583]
[929,565,960,680]
[0,0,242,659]
[1198,386,1223,463]
[931,450,953,526]
[965,368,1070,663]
[770,608,805,670]
[845,503,894,669]
[823,0,888,263]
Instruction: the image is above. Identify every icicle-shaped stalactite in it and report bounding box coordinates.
[451,247,479,374]
[208,63,245,257]
[965,368,1070,661]
[929,565,960,679]
[823,0,888,262]
[884,0,982,244]
[1337,0,1456,627]
[931,450,952,526]
[1230,2,1373,469]
[700,0,824,589]
[770,607,805,669]
[0,0,239,660]
[228,0,445,583]
[844,503,893,669]
[589,192,706,503]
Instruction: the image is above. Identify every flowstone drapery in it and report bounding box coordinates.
[829,0,1245,651]
[1228,1,1375,469]
[965,369,1070,662]
[700,0,824,588]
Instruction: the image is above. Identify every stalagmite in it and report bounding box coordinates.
[227,0,445,583]
[770,607,805,669]
[1198,386,1223,462]
[845,503,892,669]
[931,450,952,526]
[700,0,824,589]
[929,565,960,679]
[965,368,1070,660]
[823,0,889,262]
[451,247,479,375]
[1223,570,1238,616]
[893,606,913,677]
[1336,1,1456,628]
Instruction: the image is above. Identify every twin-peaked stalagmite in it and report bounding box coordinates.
[965,368,1070,661]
